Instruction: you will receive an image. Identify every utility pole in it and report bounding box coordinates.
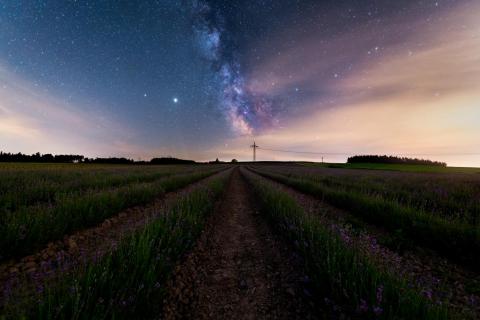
[250,141,259,162]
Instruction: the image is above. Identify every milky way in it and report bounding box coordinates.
[1,0,479,165]
[189,1,276,136]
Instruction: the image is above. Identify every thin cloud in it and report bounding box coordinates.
[216,2,480,167]
[0,63,139,157]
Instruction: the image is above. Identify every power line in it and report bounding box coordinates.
[257,147,480,156]
[258,147,347,155]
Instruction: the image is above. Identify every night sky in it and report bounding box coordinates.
[1,1,479,165]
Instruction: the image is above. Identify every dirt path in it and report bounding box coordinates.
[0,169,230,308]
[248,167,480,317]
[162,169,317,320]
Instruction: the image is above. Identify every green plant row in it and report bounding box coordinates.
[0,168,224,261]
[2,173,229,319]
[242,169,451,320]
[0,166,197,212]
[265,165,480,226]
[250,167,480,268]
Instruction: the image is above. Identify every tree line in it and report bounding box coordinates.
[347,155,447,167]
[0,152,197,164]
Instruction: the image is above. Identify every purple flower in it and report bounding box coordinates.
[36,284,44,294]
[373,306,383,316]
[376,285,384,304]
[422,289,433,300]
[357,299,368,313]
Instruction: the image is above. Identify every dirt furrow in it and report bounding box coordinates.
[162,169,318,320]
[0,169,231,307]
[248,168,480,317]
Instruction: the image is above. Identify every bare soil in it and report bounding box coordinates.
[162,169,318,320]
[0,170,230,307]
[249,168,480,318]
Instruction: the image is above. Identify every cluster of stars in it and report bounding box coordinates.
[0,0,467,159]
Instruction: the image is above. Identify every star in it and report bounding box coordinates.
[173,97,178,103]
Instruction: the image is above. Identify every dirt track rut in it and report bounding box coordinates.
[163,169,317,319]
[0,170,229,308]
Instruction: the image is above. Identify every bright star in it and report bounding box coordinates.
[173,97,178,103]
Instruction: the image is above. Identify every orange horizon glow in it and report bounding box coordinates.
[1,2,479,167]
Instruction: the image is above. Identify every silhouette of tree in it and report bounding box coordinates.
[347,155,446,167]
[150,157,195,164]
[0,151,200,164]
[0,151,84,163]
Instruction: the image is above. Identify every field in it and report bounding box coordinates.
[300,161,480,174]
[0,163,479,319]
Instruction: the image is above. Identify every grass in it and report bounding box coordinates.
[278,167,480,225]
[242,169,452,319]
[0,163,475,318]
[0,167,225,260]
[2,173,229,319]
[299,162,480,174]
[251,167,480,268]
[0,165,197,212]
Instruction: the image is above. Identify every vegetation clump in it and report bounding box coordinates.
[3,176,227,319]
[251,166,480,268]
[0,151,197,164]
[242,169,451,319]
[347,155,447,167]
